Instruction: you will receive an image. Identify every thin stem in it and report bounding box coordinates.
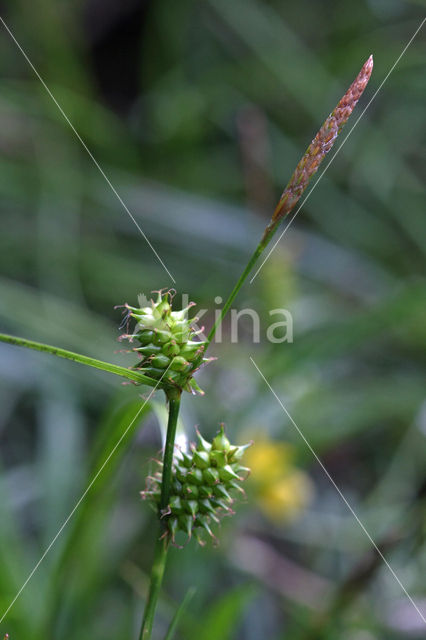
[160,392,182,510]
[206,244,262,348]
[205,56,373,350]
[138,535,169,640]
[205,226,276,349]
[0,333,157,388]
[164,586,196,640]
[139,390,182,640]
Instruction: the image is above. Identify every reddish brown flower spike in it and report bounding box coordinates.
[267,55,373,233]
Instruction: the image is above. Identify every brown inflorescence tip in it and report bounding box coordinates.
[267,55,373,233]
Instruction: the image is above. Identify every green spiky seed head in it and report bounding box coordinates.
[119,290,213,395]
[212,424,231,451]
[141,426,252,546]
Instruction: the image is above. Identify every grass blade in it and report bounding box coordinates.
[163,587,196,640]
[0,333,156,388]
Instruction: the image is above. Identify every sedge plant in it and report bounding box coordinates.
[0,56,373,639]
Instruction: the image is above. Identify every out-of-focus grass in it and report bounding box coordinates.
[0,0,425,638]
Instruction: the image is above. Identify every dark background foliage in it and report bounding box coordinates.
[0,1,425,638]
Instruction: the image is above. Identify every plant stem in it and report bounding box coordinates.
[206,225,276,348]
[0,333,157,388]
[138,390,182,640]
[205,58,374,350]
[160,391,182,510]
[138,534,169,640]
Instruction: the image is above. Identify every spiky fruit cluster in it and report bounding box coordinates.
[142,426,251,546]
[119,290,211,394]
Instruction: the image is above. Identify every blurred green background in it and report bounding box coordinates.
[0,0,425,638]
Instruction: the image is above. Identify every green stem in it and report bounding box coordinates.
[206,223,277,348]
[160,392,182,510]
[138,534,169,640]
[0,333,157,388]
[202,56,373,350]
[139,390,182,640]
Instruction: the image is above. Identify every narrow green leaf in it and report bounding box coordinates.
[42,399,152,631]
[0,333,157,388]
[163,587,196,640]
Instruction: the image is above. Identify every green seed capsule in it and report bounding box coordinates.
[138,315,161,329]
[228,442,252,461]
[218,465,241,482]
[156,298,171,315]
[167,371,184,383]
[176,467,187,483]
[196,430,212,453]
[130,312,147,325]
[135,343,162,356]
[169,496,184,514]
[193,450,210,469]
[170,310,186,322]
[172,318,188,330]
[195,515,214,538]
[187,468,204,485]
[170,356,189,372]
[173,328,190,344]
[198,485,213,499]
[163,341,180,357]
[178,514,193,538]
[140,421,250,545]
[213,484,233,502]
[169,516,179,540]
[121,291,212,393]
[142,367,166,379]
[203,467,220,486]
[199,499,215,515]
[212,425,231,452]
[189,378,204,394]
[172,479,182,494]
[210,498,229,512]
[179,451,193,469]
[137,330,155,346]
[153,329,171,344]
[179,342,203,358]
[151,354,171,369]
[183,500,199,518]
[209,450,227,468]
[184,484,199,498]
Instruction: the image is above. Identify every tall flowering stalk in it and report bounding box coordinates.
[206,55,373,348]
[0,55,373,640]
[262,55,373,243]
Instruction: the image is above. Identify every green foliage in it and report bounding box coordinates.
[142,426,251,545]
[0,0,425,638]
[121,290,209,394]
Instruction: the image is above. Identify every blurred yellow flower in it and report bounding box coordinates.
[245,436,313,522]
